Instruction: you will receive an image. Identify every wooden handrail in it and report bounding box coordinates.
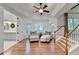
[66,25,79,37]
[54,26,64,33]
[54,25,64,43]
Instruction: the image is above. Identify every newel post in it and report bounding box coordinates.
[64,13,68,55]
[54,32,56,44]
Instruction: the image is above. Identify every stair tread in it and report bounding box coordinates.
[56,36,79,53]
[61,39,77,45]
[63,38,77,44]
[56,39,79,51]
[57,41,66,50]
[58,40,71,47]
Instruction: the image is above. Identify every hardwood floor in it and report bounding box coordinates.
[3,39,65,55]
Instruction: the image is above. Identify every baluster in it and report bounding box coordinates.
[71,33,73,41]
[70,33,72,46]
[72,32,74,45]
[74,30,75,42]
[76,30,77,42]
[78,29,79,42]
[77,29,79,42]
[71,33,72,41]
[72,32,74,41]
[74,30,76,42]
[73,32,74,41]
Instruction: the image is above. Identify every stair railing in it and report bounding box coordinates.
[63,25,79,55]
[54,26,64,44]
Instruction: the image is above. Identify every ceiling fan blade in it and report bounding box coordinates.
[43,5,48,9]
[43,10,49,13]
[34,10,38,13]
[33,6,39,9]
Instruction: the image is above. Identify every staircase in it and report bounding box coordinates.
[54,25,79,55]
[56,37,79,53]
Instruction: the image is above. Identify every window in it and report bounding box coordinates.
[35,24,45,34]
[68,19,79,31]
[25,24,31,34]
[51,24,56,34]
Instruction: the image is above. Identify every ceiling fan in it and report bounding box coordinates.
[33,3,50,15]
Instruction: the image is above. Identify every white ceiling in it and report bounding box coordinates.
[68,4,79,13]
[0,3,65,19]
[0,3,77,19]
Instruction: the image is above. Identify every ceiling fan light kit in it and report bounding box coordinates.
[39,9,43,13]
[33,3,50,15]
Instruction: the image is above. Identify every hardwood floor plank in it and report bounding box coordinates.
[2,39,65,55]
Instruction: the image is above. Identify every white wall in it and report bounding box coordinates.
[0,6,4,53]
[57,14,64,28]
[23,16,57,32]
[3,9,18,51]
[4,9,17,40]
[68,14,79,19]
[17,17,24,41]
[56,14,64,39]
[22,16,57,39]
[3,9,25,41]
[3,9,25,51]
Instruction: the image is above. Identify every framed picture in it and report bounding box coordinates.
[4,21,17,33]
